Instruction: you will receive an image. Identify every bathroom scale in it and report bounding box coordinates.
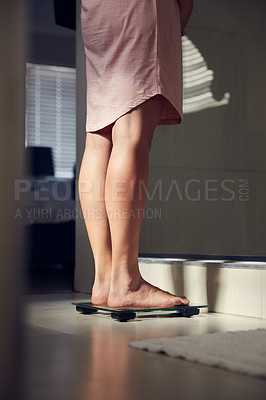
[72,301,210,322]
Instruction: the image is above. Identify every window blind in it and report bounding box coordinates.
[25,63,76,178]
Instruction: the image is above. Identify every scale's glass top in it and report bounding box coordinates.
[72,301,210,313]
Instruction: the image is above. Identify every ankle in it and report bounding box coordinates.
[94,260,112,282]
[110,270,142,292]
[94,271,111,284]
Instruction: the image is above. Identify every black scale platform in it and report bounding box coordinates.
[72,301,210,322]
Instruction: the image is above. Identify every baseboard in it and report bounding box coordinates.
[138,258,266,319]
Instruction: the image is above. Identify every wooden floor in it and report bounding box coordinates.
[21,293,266,400]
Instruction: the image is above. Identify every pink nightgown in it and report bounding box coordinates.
[80,0,183,132]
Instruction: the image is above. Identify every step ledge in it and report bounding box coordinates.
[138,257,266,270]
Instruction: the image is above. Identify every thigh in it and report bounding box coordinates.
[112,94,165,145]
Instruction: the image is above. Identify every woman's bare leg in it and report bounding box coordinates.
[106,94,189,307]
[78,125,113,305]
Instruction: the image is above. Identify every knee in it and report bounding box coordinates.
[112,123,153,156]
[85,127,112,150]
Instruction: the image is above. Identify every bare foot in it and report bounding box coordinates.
[107,276,189,308]
[91,277,111,305]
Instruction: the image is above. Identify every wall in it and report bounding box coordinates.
[75,0,95,293]
[0,1,26,399]
[140,0,266,257]
[26,0,75,67]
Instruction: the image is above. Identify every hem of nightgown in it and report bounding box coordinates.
[158,95,182,126]
[85,92,183,133]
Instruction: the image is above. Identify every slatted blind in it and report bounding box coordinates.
[25,63,76,178]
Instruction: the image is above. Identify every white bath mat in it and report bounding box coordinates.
[129,329,266,379]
